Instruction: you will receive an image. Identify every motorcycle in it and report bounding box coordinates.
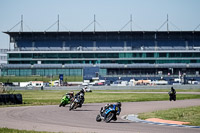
[96,104,121,123]
[69,93,84,111]
[168,91,176,101]
[59,93,73,107]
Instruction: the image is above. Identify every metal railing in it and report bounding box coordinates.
[10,46,199,52]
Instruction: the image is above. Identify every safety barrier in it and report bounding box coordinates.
[0,94,22,105]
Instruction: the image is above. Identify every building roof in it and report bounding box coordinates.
[4,31,200,49]
[4,31,200,41]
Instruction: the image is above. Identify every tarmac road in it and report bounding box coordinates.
[0,99,200,133]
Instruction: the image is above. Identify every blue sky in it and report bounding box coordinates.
[0,0,200,49]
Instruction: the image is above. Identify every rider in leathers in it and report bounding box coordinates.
[74,87,86,107]
[100,102,121,121]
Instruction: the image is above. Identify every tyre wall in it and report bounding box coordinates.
[0,94,22,105]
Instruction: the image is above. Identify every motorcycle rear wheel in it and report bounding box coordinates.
[105,112,114,123]
[174,95,176,101]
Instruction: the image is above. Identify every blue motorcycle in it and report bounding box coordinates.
[96,102,121,123]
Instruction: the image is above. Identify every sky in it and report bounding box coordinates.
[0,0,200,49]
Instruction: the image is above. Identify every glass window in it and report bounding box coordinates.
[146,53,154,58]
[19,69,32,76]
[99,69,107,76]
[1,69,7,76]
[36,69,45,76]
[69,69,82,76]
[44,69,57,76]
[181,53,192,58]
[71,53,83,58]
[8,69,19,76]
[133,53,142,58]
[46,53,58,58]
[154,53,159,58]
[176,53,181,57]
[57,69,67,75]
[107,53,118,58]
[57,69,70,75]
[9,54,20,58]
[33,53,43,58]
[156,60,191,64]
[169,53,192,58]
[21,53,32,58]
[119,53,125,58]
[58,53,70,58]
[142,53,146,58]
[83,53,94,58]
[125,53,132,58]
[119,53,132,58]
[95,53,107,58]
[159,53,167,58]
[193,53,200,57]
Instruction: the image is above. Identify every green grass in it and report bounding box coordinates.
[0,90,198,106]
[0,76,82,82]
[95,88,200,92]
[138,106,200,126]
[0,128,55,133]
[85,92,200,103]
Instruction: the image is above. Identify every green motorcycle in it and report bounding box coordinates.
[59,92,74,107]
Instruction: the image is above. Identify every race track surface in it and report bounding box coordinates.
[0,99,200,133]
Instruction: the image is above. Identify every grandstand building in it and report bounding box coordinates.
[1,31,200,82]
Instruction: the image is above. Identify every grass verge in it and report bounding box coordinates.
[95,88,200,92]
[0,128,54,133]
[138,106,200,126]
[0,90,198,106]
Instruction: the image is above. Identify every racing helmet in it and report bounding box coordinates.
[116,102,121,107]
[84,86,87,91]
[69,91,74,94]
[68,91,74,96]
[81,87,87,93]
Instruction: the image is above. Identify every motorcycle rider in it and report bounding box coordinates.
[67,91,74,99]
[74,87,87,107]
[171,87,176,94]
[100,102,121,121]
[75,86,87,97]
[168,87,176,101]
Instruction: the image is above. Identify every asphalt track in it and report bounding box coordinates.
[0,99,200,133]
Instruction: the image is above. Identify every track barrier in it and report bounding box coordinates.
[0,94,23,105]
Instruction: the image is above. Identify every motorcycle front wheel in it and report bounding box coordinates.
[96,114,101,122]
[69,102,75,111]
[105,112,114,123]
[59,102,64,107]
